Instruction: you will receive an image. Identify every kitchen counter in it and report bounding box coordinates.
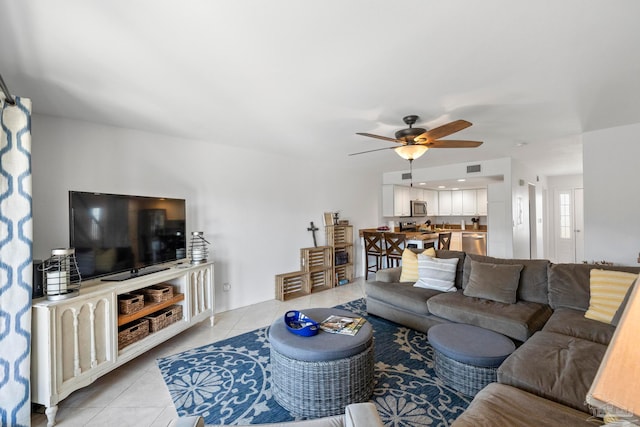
[359,228,486,240]
[360,227,488,256]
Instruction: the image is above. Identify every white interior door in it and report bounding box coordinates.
[554,188,584,263]
[528,184,537,259]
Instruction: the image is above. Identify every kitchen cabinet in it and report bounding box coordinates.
[476,188,488,215]
[385,186,488,217]
[394,187,411,216]
[462,190,477,215]
[410,187,424,201]
[435,188,488,216]
[451,190,463,215]
[424,190,439,216]
[438,191,452,215]
[382,185,411,217]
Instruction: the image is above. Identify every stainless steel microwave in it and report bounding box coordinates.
[410,200,428,216]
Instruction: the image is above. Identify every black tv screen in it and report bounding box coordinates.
[69,191,186,281]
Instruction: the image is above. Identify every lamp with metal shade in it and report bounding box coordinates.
[586,281,640,425]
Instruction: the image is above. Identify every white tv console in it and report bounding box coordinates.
[31,261,214,427]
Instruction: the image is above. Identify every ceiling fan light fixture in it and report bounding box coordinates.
[395,145,428,160]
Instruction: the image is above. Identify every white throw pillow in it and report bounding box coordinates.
[413,254,459,292]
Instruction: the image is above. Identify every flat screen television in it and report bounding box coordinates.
[69,191,186,281]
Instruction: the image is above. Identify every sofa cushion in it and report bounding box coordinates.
[497,331,607,413]
[399,247,436,282]
[542,307,615,346]
[462,254,549,304]
[414,255,458,292]
[463,260,523,304]
[366,281,439,316]
[427,290,552,342]
[451,383,594,427]
[548,263,640,311]
[374,266,401,283]
[584,269,638,324]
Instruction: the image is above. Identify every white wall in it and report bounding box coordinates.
[382,158,512,184]
[32,114,381,311]
[583,123,640,266]
[487,181,509,257]
[510,160,545,259]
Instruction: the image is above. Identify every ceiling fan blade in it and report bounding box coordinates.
[424,140,483,148]
[348,146,397,156]
[356,132,403,143]
[414,119,472,142]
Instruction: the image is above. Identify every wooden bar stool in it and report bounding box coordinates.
[383,232,406,268]
[363,231,385,279]
[438,232,452,250]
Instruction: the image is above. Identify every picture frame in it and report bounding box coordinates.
[323,212,334,227]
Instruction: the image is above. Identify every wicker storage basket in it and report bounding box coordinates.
[145,304,183,332]
[118,318,149,349]
[118,293,145,315]
[140,284,174,302]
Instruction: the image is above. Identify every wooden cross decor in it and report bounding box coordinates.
[307,221,319,247]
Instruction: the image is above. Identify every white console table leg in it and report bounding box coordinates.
[45,405,58,427]
[209,314,215,327]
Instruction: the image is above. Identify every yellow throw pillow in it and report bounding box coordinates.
[399,247,436,282]
[585,269,639,324]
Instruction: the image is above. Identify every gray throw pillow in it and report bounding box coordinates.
[611,279,637,327]
[463,259,523,304]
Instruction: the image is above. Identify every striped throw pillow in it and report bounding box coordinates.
[399,247,436,282]
[585,269,639,324]
[414,254,459,292]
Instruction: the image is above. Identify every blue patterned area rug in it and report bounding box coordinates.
[157,299,471,426]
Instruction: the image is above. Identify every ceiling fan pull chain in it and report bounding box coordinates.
[409,159,414,187]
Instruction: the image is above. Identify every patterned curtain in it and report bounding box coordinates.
[0,94,33,426]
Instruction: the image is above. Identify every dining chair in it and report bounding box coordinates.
[438,232,452,250]
[383,232,406,268]
[363,231,385,279]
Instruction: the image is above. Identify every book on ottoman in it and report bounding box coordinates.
[320,315,365,336]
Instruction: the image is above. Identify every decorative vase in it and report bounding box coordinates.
[473,222,479,230]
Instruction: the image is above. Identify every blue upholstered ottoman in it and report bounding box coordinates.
[268,308,374,418]
[427,323,515,396]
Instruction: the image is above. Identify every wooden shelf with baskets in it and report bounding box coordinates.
[117,293,185,326]
[326,225,354,285]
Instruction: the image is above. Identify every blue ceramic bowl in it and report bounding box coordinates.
[284,310,320,337]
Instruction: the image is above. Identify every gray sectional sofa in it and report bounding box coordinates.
[365,250,640,425]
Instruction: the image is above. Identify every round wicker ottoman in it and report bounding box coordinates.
[268,308,374,418]
[427,323,515,396]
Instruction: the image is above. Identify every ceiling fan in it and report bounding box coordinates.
[351,115,483,160]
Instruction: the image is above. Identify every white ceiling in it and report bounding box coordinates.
[2,1,640,177]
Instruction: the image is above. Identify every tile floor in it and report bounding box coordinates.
[31,280,366,427]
